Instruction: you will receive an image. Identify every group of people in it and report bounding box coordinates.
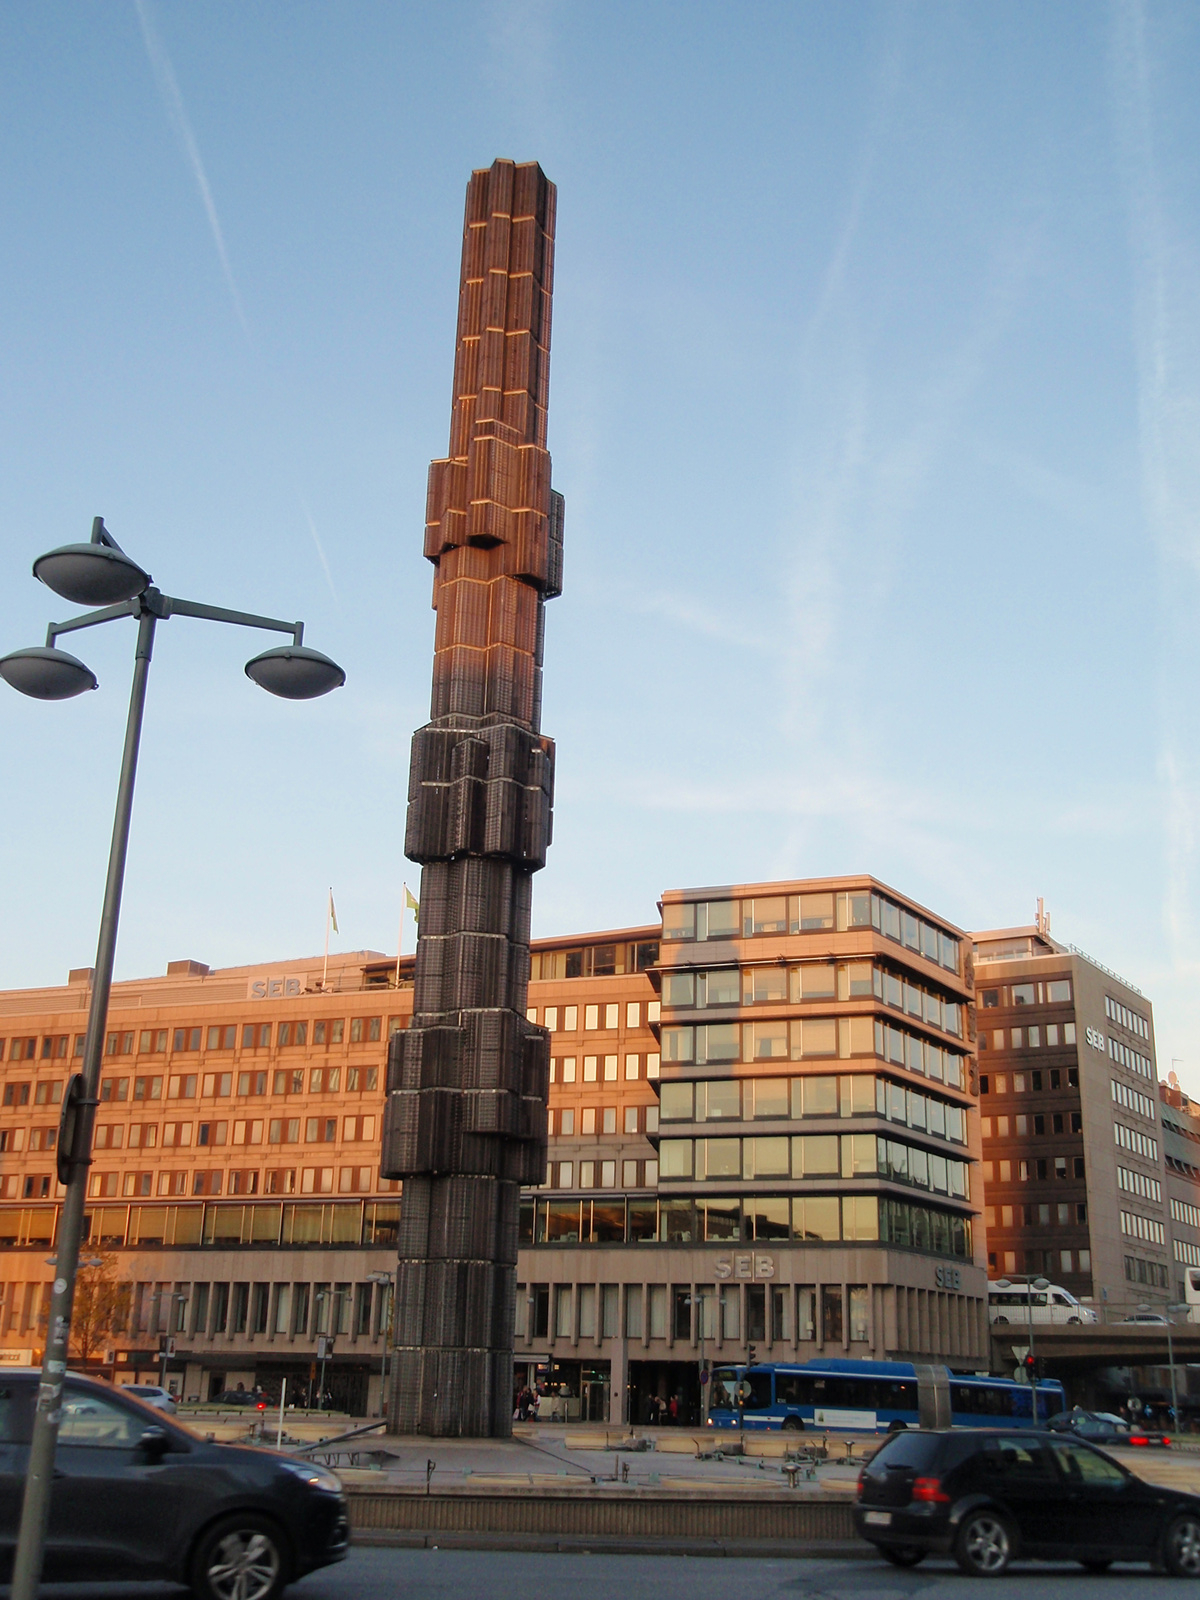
[514,1384,541,1422]
[646,1393,684,1425]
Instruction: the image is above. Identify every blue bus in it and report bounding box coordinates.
[707,1358,1065,1433]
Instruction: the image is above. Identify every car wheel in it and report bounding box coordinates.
[781,1417,804,1432]
[879,1545,926,1567]
[1164,1514,1200,1577]
[1068,1317,1081,1325]
[955,1510,1013,1576]
[1079,1559,1112,1573]
[190,1515,289,1600]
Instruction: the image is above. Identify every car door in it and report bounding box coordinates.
[0,1381,34,1581]
[1046,1437,1164,1556]
[46,1386,184,1580]
[977,1436,1065,1554]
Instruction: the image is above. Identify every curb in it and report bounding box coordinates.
[350,1530,869,1558]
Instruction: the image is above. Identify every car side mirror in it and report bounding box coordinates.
[138,1425,170,1462]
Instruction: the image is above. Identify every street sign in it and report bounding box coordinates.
[700,1369,710,1385]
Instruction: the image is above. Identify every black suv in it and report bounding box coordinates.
[0,1371,349,1600]
[855,1427,1200,1575]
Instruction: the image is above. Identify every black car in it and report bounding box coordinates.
[1048,1407,1171,1448]
[855,1426,1200,1576]
[0,1371,348,1600]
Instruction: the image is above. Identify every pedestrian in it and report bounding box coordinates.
[668,1394,679,1424]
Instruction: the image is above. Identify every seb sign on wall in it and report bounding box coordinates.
[713,1253,776,1280]
[247,976,305,1000]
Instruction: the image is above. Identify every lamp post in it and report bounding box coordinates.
[313,1287,349,1409]
[150,1290,189,1392]
[366,1271,393,1420]
[3,518,344,1600]
[993,1274,1050,1417]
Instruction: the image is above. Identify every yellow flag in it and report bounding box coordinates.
[328,889,339,934]
[404,885,419,922]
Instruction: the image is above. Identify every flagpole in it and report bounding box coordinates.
[322,889,331,990]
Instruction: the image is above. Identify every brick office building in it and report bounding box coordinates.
[973,922,1170,1312]
[0,874,987,1420]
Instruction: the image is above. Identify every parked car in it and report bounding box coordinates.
[209,1388,269,1409]
[1122,1312,1170,1324]
[1047,1407,1171,1448]
[855,1427,1200,1575]
[121,1383,178,1414]
[0,1370,348,1599]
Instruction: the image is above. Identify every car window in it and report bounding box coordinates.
[985,1438,1054,1481]
[866,1432,943,1472]
[0,1386,32,1444]
[1049,1440,1126,1487]
[59,1391,147,1448]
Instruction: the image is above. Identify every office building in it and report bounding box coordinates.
[973,922,1169,1310]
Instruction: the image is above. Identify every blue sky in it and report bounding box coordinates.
[2,3,1200,1087]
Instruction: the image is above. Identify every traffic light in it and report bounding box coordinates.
[747,1344,758,1368]
[1022,1353,1037,1378]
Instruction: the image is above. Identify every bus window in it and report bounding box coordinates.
[874,1380,917,1412]
[743,1372,773,1410]
[776,1373,814,1408]
[711,1369,740,1411]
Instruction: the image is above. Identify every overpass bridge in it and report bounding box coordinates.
[989,1321,1200,1410]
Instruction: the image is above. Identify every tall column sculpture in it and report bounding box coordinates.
[380,158,562,1436]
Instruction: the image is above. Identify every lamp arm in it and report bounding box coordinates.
[163,595,303,645]
[45,599,140,647]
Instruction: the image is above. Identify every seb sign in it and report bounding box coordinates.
[714,1253,776,1281]
[934,1265,963,1290]
[247,976,304,1000]
[1085,1026,1105,1052]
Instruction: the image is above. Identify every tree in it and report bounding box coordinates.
[69,1251,123,1365]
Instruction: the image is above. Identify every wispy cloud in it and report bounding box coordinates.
[134,0,250,339]
[298,495,340,610]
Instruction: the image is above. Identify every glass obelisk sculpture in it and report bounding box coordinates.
[380,159,561,1436]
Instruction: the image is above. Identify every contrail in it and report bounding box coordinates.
[298,495,341,609]
[133,0,250,339]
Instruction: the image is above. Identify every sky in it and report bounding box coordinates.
[2,3,1200,1087]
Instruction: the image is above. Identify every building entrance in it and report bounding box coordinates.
[628,1360,702,1427]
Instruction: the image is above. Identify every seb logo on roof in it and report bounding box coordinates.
[714,1253,776,1280]
[247,976,304,1000]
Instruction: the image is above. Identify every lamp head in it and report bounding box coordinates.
[0,647,98,700]
[244,644,345,700]
[1032,1277,1051,1290]
[33,543,149,606]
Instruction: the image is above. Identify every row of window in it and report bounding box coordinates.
[531,940,659,981]
[90,1113,379,1152]
[87,1161,390,1199]
[1125,1256,1170,1287]
[986,1201,1088,1228]
[1,1079,63,1106]
[1112,1079,1156,1122]
[980,979,1072,1009]
[979,1023,1077,1052]
[544,1159,657,1190]
[0,1199,402,1251]
[982,1156,1085,1182]
[1119,1167,1163,1204]
[1121,1211,1166,1245]
[1115,1122,1159,1161]
[989,1247,1091,1275]
[658,1134,970,1196]
[661,962,962,1039]
[524,1192,972,1257]
[657,1074,968,1144]
[518,1279,874,1347]
[1175,1239,1200,1267]
[661,892,961,974]
[549,1053,659,1084]
[92,1065,381,1104]
[1109,1037,1153,1082]
[1105,995,1150,1041]
[1171,1197,1200,1230]
[981,1112,1083,1139]
[547,1104,658,1136]
[979,1067,1080,1095]
[527,1001,658,1033]
[661,1017,966,1088]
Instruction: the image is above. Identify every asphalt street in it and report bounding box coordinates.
[297,1547,1171,1600]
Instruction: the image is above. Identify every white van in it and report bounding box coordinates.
[988,1282,1098,1325]
[1182,1267,1200,1323]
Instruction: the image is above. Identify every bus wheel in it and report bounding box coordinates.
[993,1316,1009,1324]
[886,1419,908,1433]
[781,1416,804,1432]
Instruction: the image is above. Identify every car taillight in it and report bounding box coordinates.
[1130,1436,1149,1446]
[912,1476,951,1503]
[856,1469,865,1499]
[1163,1437,1172,1446]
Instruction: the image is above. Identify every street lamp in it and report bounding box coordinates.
[366,1272,393,1420]
[313,1288,349,1409]
[5,518,344,1600]
[993,1274,1050,1417]
[150,1290,189,1392]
